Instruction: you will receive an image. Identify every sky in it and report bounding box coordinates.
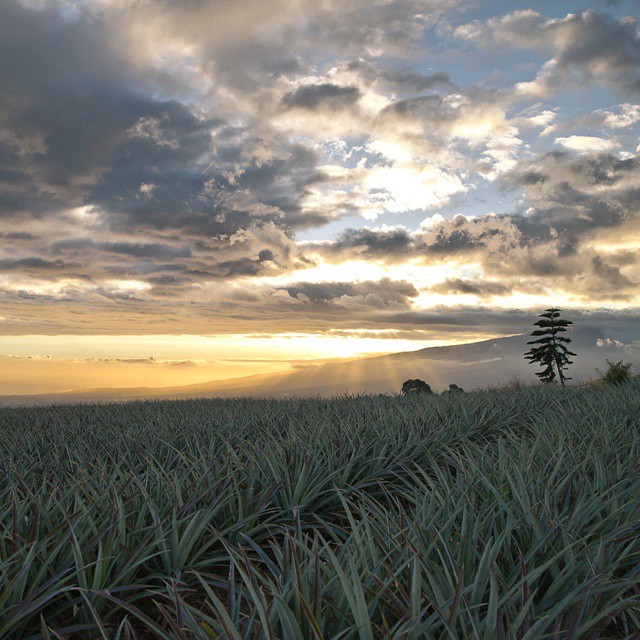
[1,0,640,394]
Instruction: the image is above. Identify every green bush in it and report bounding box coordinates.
[401,378,432,395]
[603,358,633,385]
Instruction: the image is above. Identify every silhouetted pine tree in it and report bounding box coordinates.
[525,308,576,386]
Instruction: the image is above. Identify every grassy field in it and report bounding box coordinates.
[2,383,640,639]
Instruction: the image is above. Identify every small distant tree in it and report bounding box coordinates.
[402,379,432,395]
[524,308,576,386]
[601,359,632,386]
[442,383,465,396]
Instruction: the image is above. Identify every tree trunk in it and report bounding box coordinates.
[551,332,565,386]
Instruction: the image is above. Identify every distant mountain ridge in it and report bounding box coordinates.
[1,326,637,406]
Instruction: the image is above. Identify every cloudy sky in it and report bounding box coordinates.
[1,0,640,393]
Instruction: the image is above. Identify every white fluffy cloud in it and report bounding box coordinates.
[555,135,620,152]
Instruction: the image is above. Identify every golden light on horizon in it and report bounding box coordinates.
[0,331,494,395]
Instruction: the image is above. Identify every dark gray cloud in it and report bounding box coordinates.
[44,224,299,286]
[425,216,519,255]
[0,232,40,241]
[282,83,361,111]
[53,237,194,260]
[317,214,520,262]
[587,255,638,298]
[549,11,640,93]
[504,152,640,246]
[231,144,327,227]
[100,242,192,259]
[0,257,74,271]
[0,1,214,224]
[0,0,332,238]
[89,105,229,233]
[461,10,640,95]
[343,60,454,92]
[216,250,279,278]
[0,0,340,299]
[430,278,512,296]
[327,227,412,259]
[282,278,418,306]
[379,94,450,120]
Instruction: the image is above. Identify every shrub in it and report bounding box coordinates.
[505,374,527,391]
[602,359,633,386]
[401,378,432,395]
[441,383,465,396]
